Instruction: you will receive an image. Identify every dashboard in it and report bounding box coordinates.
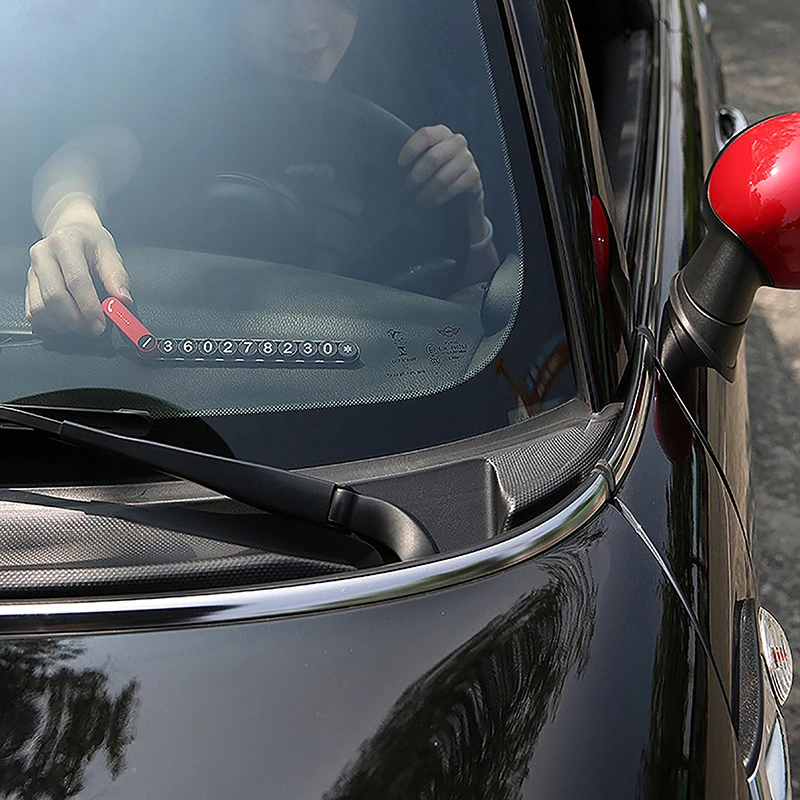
[0,246,507,418]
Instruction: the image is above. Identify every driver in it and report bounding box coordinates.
[26,0,499,337]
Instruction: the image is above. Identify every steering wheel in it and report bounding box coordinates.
[167,79,471,296]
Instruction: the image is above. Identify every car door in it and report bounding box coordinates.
[512,0,769,776]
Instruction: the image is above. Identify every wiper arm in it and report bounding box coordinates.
[0,405,151,437]
[0,404,437,561]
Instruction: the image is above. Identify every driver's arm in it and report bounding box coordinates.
[28,123,142,336]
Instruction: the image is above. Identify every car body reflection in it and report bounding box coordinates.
[0,640,138,799]
[325,538,599,799]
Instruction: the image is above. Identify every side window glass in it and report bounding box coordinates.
[568,0,653,232]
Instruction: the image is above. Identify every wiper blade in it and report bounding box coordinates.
[0,404,437,561]
[0,405,151,437]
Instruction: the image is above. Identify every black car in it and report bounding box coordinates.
[0,0,795,797]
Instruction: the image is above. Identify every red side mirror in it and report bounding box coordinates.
[661,112,800,382]
[709,112,800,290]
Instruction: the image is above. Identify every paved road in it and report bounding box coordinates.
[705,0,800,790]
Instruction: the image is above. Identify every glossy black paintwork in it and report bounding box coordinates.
[0,507,747,798]
[616,411,757,710]
[604,0,758,721]
[611,0,759,750]
[0,0,763,796]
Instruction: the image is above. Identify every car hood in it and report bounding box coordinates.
[0,506,745,799]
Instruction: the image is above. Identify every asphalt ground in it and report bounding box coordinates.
[705,0,800,791]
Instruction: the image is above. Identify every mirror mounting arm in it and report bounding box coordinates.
[662,211,769,382]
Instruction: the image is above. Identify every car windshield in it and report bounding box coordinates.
[0,0,575,469]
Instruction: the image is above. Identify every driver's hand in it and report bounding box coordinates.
[398,125,485,210]
[25,222,132,336]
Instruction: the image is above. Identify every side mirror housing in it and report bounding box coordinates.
[661,112,800,381]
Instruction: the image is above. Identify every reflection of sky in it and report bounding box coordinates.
[0,3,209,234]
[745,119,800,230]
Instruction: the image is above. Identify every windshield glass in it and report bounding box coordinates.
[0,0,575,468]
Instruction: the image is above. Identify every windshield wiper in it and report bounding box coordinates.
[0,404,437,561]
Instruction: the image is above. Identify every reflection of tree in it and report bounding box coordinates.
[0,640,139,800]
[324,538,599,799]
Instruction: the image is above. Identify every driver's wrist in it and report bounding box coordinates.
[42,192,103,236]
[467,197,489,240]
[469,216,494,254]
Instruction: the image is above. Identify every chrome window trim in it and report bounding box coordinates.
[0,474,610,634]
[0,0,675,635]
